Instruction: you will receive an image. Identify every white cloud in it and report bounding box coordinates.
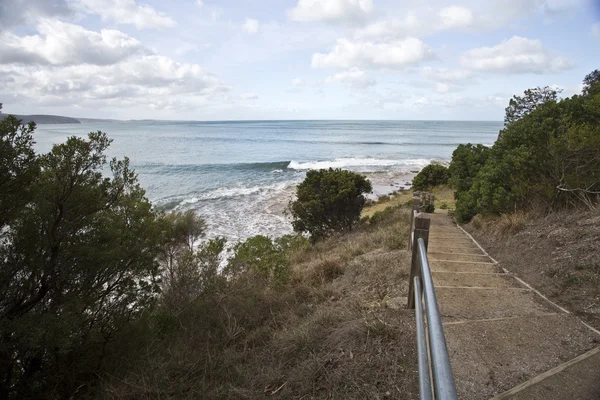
[243,18,260,34]
[593,23,600,38]
[0,19,149,66]
[240,93,258,100]
[355,6,475,40]
[312,37,434,69]
[74,0,175,29]
[461,36,574,74]
[196,0,204,7]
[325,68,375,88]
[0,0,73,30]
[288,0,373,24]
[292,78,306,87]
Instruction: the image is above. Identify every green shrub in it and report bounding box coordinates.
[288,168,372,242]
[412,164,449,190]
[423,204,435,213]
[440,203,448,209]
[228,235,291,283]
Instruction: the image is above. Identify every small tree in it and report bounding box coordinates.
[288,168,372,242]
[412,164,449,190]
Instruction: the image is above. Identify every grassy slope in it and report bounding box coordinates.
[100,206,419,399]
[362,185,456,218]
[463,208,600,331]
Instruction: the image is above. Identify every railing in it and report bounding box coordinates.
[407,195,458,400]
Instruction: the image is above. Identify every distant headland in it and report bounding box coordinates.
[0,112,81,124]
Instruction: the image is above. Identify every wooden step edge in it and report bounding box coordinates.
[490,346,600,400]
[443,312,559,327]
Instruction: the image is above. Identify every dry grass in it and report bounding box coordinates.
[98,206,419,399]
[464,207,600,331]
[362,185,456,219]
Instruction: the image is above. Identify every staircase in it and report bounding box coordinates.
[427,211,600,399]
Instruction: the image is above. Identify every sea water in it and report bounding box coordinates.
[34,120,502,242]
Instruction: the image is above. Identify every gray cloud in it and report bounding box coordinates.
[0,0,73,31]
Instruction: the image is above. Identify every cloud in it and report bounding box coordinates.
[196,0,204,7]
[421,67,472,83]
[355,6,475,40]
[288,0,373,24]
[240,93,258,100]
[593,22,600,38]
[243,18,260,34]
[0,19,150,66]
[1,54,229,106]
[461,36,574,74]
[74,0,175,29]
[326,68,375,88]
[0,0,73,30]
[312,37,434,69]
[292,78,306,87]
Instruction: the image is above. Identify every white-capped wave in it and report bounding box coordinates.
[287,157,431,171]
[177,182,294,206]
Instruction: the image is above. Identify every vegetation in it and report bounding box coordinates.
[450,70,600,222]
[288,168,372,242]
[412,163,449,190]
[0,111,164,398]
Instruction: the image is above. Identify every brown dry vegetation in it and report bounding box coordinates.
[464,207,600,331]
[362,185,456,219]
[97,205,419,399]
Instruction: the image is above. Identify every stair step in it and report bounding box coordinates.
[427,246,484,255]
[432,272,522,288]
[427,252,491,262]
[436,287,557,322]
[444,314,600,399]
[494,346,600,399]
[429,260,501,273]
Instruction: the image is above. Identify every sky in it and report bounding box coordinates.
[0,0,599,121]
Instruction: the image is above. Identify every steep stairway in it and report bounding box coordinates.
[427,212,600,399]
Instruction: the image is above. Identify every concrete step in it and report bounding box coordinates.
[427,251,491,263]
[432,272,522,289]
[494,346,600,400]
[444,314,600,399]
[429,260,501,274]
[436,287,558,322]
[427,246,484,255]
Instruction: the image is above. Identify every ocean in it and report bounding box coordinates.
[33,120,502,242]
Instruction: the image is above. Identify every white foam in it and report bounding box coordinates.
[178,181,295,206]
[287,157,431,171]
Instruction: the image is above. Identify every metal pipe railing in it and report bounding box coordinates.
[416,238,458,399]
[414,275,433,400]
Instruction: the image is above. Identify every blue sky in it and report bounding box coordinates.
[0,0,599,120]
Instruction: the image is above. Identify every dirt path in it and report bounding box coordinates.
[428,211,600,399]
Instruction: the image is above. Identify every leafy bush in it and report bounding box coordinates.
[412,164,449,190]
[423,204,435,213]
[228,235,292,283]
[289,168,372,242]
[0,121,164,398]
[453,70,600,222]
[448,143,490,196]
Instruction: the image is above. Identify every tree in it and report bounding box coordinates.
[583,69,600,96]
[503,86,560,128]
[0,127,164,398]
[288,168,372,242]
[448,144,491,196]
[412,164,449,190]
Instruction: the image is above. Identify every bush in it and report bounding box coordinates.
[453,69,600,221]
[288,168,372,242]
[228,235,292,284]
[412,164,449,190]
[423,204,435,213]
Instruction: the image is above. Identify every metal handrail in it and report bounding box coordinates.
[413,237,458,400]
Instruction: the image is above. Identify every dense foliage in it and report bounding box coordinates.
[288,168,372,242]
[412,164,449,190]
[451,70,600,222]
[0,114,165,398]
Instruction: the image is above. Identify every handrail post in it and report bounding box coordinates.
[408,196,421,251]
[407,213,430,309]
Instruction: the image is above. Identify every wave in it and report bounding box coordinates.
[135,160,292,173]
[158,181,297,209]
[287,157,431,171]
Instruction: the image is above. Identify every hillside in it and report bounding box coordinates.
[99,205,420,399]
[0,113,80,124]
[463,208,600,331]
